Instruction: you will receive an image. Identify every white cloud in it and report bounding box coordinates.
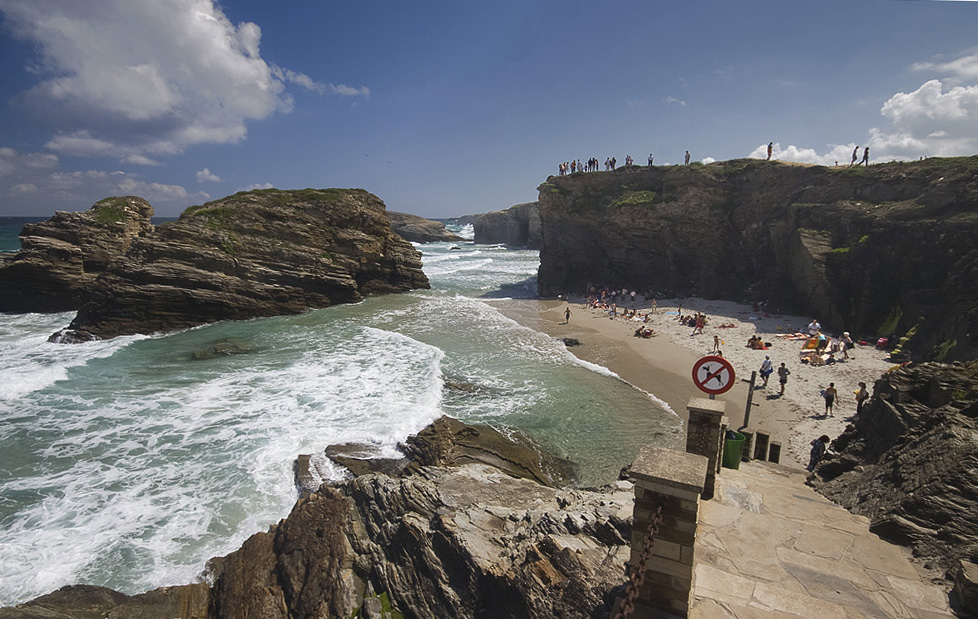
[0,0,331,161]
[758,48,978,165]
[748,142,862,167]
[0,146,207,215]
[196,167,222,183]
[329,83,370,98]
[664,96,687,107]
[241,182,275,191]
[701,157,716,164]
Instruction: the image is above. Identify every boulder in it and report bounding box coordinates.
[0,197,154,312]
[207,464,633,619]
[50,188,429,341]
[953,560,978,616]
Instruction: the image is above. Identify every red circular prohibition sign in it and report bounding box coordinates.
[691,355,736,395]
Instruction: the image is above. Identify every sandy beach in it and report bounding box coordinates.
[498,296,898,468]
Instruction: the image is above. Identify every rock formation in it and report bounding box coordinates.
[386,211,464,243]
[809,361,978,580]
[1,417,633,619]
[50,188,429,341]
[470,202,541,248]
[536,157,978,362]
[0,197,154,312]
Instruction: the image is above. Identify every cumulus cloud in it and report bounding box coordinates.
[0,146,208,215]
[0,0,337,162]
[755,48,978,165]
[241,182,275,191]
[196,168,222,183]
[748,142,861,166]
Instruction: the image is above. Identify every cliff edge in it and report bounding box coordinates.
[537,157,978,362]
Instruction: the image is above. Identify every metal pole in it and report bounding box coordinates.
[742,371,757,429]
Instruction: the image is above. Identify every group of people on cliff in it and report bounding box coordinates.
[557,153,658,176]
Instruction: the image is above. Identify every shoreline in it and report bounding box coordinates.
[495,295,897,468]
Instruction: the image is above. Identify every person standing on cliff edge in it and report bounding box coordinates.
[767,142,773,160]
[684,150,691,165]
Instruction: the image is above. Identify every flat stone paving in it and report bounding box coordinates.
[690,462,954,618]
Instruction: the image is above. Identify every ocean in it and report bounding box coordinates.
[0,216,681,605]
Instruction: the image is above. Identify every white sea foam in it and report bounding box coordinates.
[0,237,680,605]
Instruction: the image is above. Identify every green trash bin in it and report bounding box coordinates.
[722,431,746,470]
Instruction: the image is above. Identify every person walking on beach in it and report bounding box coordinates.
[823,382,838,416]
[564,307,572,323]
[712,334,721,354]
[759,355,773,387]
[777,363,790,395]
[807,435,830,472]
[855,381,869,414]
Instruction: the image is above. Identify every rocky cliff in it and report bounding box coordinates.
[0,197,154,312]
[51,188,429,341]
[471,202,541,248]
[536,158,978,362]
[809,361,978,580]
[0,417,633,619]
[387,211,464,243]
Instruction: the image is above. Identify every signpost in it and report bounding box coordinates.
[691,355,735,398]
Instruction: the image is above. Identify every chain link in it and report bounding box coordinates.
[615,504,663,619]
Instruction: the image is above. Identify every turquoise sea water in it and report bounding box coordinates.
[0,219,682,605]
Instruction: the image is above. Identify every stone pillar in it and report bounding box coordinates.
[753,431,770,461]
[627,445,708,618]
[684,397,726,499]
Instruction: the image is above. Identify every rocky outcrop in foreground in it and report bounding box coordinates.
[0,417,632,619]
[537,157,978,361]
[51,189,429,341]
[810,361,978,579]
[387,211,464,243]
[0,197,153,312]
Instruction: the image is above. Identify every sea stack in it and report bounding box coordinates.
[51,188,429,341]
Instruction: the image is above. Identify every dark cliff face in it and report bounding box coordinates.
[0,196,154,312]
[537,158,978,362]
[810,361,978,579]
[55,188,429,341]
[472,202,541,248]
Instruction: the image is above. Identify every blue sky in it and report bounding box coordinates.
[0,1,977,218]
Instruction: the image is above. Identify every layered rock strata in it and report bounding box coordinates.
[1,417,633,619]
[810,361,978,579]
[536,157,978,362]
[51,188,429,341]
[0,197,154,312]
[386,211,464,243]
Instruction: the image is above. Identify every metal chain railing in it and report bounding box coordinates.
[615,504,663,619]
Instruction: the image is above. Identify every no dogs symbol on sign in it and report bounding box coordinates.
[691,355,736,396]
